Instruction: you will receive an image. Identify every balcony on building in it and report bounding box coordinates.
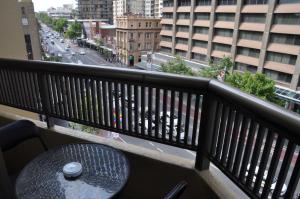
[176,25,190,38]
[214,13,235,29]
[177,0,191,12]
[0,45,300,199]
[176,13,190,25]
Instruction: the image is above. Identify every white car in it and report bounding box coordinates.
[60,39,64,43]
[57,53,62,57]
[79,51,85,55]
[246,165,287,196]
[71,52,76,56]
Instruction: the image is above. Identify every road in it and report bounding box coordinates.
[40,25,197,160]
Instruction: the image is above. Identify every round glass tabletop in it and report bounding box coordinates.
[15,143,130,199]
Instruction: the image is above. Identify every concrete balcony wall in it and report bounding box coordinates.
[0,112,224,199]
[241,5,268,13]
[194,6,211,12]
[160,30,173,36]
[161,19,173,24]
[176,31,190,38]
[274,3,300,13]
[212,36,233,45]
[264,61,295,74]
[270,24,300,35]
[267,43,300,56]
[215,5,237,13]
[191,46,207,54]
[162,7,174,12]
[239,22,265,32]
[214,21,235,29]
[235,54,260,66]
[176,19,190,26]
[175,43,189,51]
[192,33,209,41]
[237,39,262,49]
[193,20,210,27]
[177,6,192,12]
[211,50,231,58]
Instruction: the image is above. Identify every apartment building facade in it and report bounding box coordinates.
[160,0,300,91]
[78,0,113,24]
[113,0,145,24]
[116,15,161,66]
[18,0,41,60]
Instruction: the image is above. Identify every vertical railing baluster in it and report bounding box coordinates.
[102,81,108,126]
[96,80,103,125]
[61,76,69,118]
[91,79,98,125]
[75,77,83,121]
[134,85,139,134]
[108,81,114,127]
[169,90,175,142]
[121,83,126,131]
[86,78,93,123]
[191,94,200,148]
[215,105,229,161]
[161,89,167,141]
[128,84,133,133]
[176,92,183,143]
[148,87,153,136]
[221,108,235,166]
[114,83,120,129]
[81,78,88,121]
[140,86,145,136]
[184,93,191,145]
[154,88,160,139]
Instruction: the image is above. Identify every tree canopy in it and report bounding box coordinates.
[65,21,82,39]
[199,56,233,79]
[161,56,195,76]
[53,18,67,33]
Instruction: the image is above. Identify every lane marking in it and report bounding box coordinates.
[149,141,155,146]
[156,147,164,152]
[185,149,196,157]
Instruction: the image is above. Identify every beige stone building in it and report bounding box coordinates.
[160,0,300,91]
[18,0,42,60]
[0,0,39,119]
[116,15,161,66]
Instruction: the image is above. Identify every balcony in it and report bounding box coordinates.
[161,18,173,25]
[193,20,210,27]
[0,58,300,199]
[160,40,173,48]
[160,30,173,36]
[212,36,233,45]
[241,5,268,13]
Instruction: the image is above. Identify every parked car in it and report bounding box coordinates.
[79,51,85,55]
[60,39,64,43]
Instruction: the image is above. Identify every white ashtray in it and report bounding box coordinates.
[63,162,82,178]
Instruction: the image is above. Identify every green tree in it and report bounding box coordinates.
[199,56,233,78]
[225,72,284,106]
[65,21,82,39]
[53,18,67,33]
[95,38,104,52]
[161,56,195,76]
[36,12,53,26]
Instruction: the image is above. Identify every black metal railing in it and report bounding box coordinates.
[0,58,300,199]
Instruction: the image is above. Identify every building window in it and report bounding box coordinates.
[214,28,233,37]
[244,0,268,4]
[175,49,187,57]
[163,0,174,7]
[22,18,29,26]
[156,22,159,27]
[178,0,191,6]
[194,27,209,34]
[239,30,263,41]
[241,14,266,23]
[273,14,300,25]
[130,33,134,38]
[177,13,190,19]
[195,0,211,5]
[215,13,235,21]
[213,43,231,52]
[218,0,237,5]
[162,25,173,30]
[193,40,208,48]
[146,22,148,27]
[21,7,26,15]
[237,47,260,58]
[138,33,141,38]
[176,38,188,44]
[177,25,189,32]
[234,63,257,73]
[192,53,206,61]
[163,13,173,19]
[139,22,141,27]
[194,13,210,20]
[270,33,300,45]
[161,36,172,42]
[146,33,151,38]
[149,22,152,27]
[264,69,292,83]
[24,34,33,60]
[161,47,172,53]
[278,0,300,4]
[155,33,158,38]
[266,52,297,65]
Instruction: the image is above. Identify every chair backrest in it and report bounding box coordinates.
[0,120,47,199]
[163,181,188,199]
[0,120,47,152]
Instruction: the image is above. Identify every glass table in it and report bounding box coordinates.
[15,143,130,199]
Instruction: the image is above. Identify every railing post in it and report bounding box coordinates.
[37,72,54,128]
[195,91,218,171]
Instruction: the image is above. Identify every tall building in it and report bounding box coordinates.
[160,0,300,91]
[18,0,41,60]
[78,0,113,24]
[145,0,155,17]
[154,0,163,17]
[116,15,161,66]
[113,0,145,24]
[47,4,73,19]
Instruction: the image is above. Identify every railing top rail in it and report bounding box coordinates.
[0,58,209,92]
[209,80,300,139]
